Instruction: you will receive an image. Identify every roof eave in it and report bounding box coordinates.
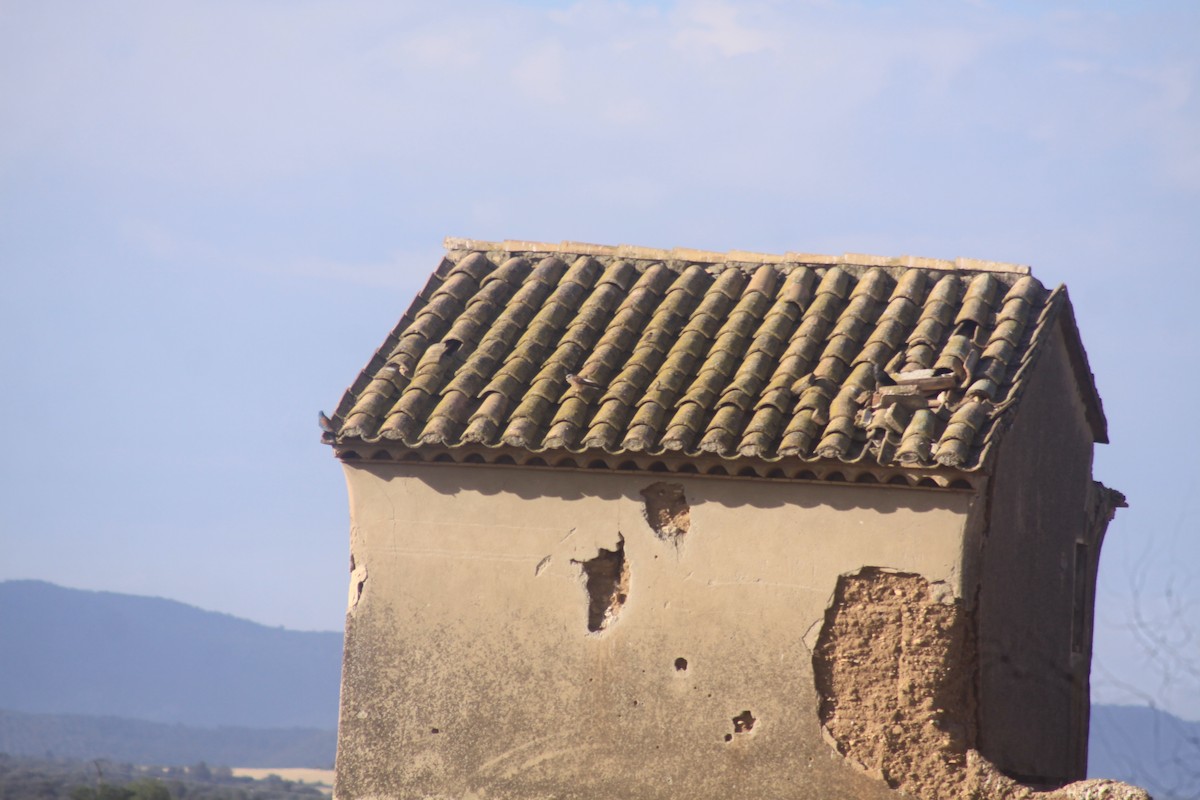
[327,439,984,492]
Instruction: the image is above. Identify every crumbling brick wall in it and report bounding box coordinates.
[812,568,1149,800]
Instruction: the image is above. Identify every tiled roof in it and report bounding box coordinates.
[327,239,1106,473]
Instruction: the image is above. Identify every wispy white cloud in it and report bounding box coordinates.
[670,0,781,57]
[2,0,1194,207]
[512,41,569,103]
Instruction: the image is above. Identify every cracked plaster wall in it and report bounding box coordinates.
[335,462,972,800]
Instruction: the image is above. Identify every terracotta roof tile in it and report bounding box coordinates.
[327,239,1106,472]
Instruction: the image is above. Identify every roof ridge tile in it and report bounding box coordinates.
[442,237,1033,276]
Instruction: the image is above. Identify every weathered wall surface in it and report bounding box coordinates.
[811,569,1148,800]
[976,322,1101,783]
[334,463,972,800]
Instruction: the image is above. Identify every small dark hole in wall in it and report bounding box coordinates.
[430,728,440,734]
[724,734,733,742]
[732,710,756,733]
[674,657,688,671]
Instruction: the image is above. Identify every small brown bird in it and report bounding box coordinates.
[318,411,335,433]
[566,372,602,389]
[381,362,412,379]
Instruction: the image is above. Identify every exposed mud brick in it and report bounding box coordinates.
[812,569,1151,800]
[813,568,973,795]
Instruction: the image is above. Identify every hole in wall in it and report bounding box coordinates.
[674,657,689,671]
[732,710,756,734]
[573,536,629,633]
[640,482,690,543]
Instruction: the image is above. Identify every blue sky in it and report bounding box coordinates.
[2,0,1198,720]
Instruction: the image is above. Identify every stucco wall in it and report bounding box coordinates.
[334,463,972,800]
[975,322,1100,783]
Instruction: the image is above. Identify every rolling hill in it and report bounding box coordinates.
[0,580,341,730]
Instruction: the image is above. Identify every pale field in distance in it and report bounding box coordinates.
[231,768,334,793]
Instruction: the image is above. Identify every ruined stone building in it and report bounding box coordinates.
[322,239,1139,799]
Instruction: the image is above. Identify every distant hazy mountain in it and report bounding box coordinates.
[0,709,335,768]
[1089,703,1200,800]
[0,580,341,730]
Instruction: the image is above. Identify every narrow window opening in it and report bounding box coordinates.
[1071,542,1089,654]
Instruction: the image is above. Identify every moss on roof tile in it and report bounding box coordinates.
[327,239,1107,472]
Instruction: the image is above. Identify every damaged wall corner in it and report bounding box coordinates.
[811,568,1150,800]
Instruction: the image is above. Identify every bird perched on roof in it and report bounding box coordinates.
[318,411,335,433]
[381,362,412,379]
[566,372,602,389]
